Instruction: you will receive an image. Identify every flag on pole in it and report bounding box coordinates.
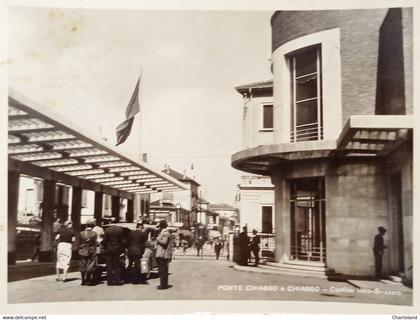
[116,76,141,146]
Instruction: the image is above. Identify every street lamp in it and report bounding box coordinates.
[175,203,181,223]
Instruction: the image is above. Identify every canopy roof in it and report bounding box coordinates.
[8,90,186,199]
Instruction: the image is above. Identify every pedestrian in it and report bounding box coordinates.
[103,217,126,286]
[52,218,62,260]
[31,233,41,262]
[237,225,249,266]
[195,236,203,257]
[155,220,174,290]
[249,229,260,266]
[55,220,75,282]
[214,237,223,260]
[79,220,97,286]
[373,226,387,280]
[127,222,148,284]
[92,219,105,254]
[181,239,188,253]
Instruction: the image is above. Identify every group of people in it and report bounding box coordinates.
[53,218,175,290]
[233,226,260,266]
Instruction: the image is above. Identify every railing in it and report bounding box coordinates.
[291,122,323,142]
[228,232,275,263]
[172,241,228,260]
[290,241,326,263]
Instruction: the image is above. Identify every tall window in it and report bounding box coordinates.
[261,104,274,131]
[289,45,323,142]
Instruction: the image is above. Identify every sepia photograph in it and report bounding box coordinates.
[2,0,417,315]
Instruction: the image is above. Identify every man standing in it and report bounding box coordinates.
[373,226,387,280]
[155,220,174,290]
[79,220,97,285]
[195,236,204,257]
[92,219,105,255]
[103,218,126,285]
[214,237,223,260]
[237,225,249,266]
[127,222,148,283]
[249,229,260,266]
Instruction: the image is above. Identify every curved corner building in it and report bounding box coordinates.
[232,8,413,278]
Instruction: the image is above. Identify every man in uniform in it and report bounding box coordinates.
[103,218,126,285]
[373,226,387,280]
[127,222,148,283]
[214,237,224,260]
[249,229,261,266]
[79,220,97,285]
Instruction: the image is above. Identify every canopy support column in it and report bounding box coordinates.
[8,170,19,265]
[39,179,56,262]
[126,198,134,223]
[111,195,120,220]
[94,191,103,225]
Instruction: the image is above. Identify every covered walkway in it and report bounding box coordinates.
[8,90,186,264]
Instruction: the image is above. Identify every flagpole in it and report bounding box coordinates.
[139,67,143,163]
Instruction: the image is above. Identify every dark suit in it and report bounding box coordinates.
[237,231,249,266]
[249,234,260,266]
[127,229,148,283]
[79,229,97,285]
[156,229,174,288]
[373,233,385,279]
[103,225,126,285]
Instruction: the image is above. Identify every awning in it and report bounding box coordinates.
[336,115,413,156]
[8,90,187,198]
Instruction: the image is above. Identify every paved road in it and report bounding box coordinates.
[8,259,411,305]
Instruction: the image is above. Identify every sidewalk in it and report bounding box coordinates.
[8,260,80,282]
[7,260,412,305]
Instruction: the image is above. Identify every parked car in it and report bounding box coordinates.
[97,223,158,281]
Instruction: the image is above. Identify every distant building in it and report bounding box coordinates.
[237,175,275,233]
[150,166,200,228]
[207,203,238,240]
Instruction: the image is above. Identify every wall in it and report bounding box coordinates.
[242,95,274,149]
[385,142,413,275]
[239,176,275,232]
[375,8,413,115]
[272,9,389,127]
[326,159,389,276]
[271,158,393,276]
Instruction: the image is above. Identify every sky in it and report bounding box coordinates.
[9,7,273,205]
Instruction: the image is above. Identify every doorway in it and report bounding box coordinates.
[290,177,326,262]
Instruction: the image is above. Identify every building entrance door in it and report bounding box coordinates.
[290,178,326,262]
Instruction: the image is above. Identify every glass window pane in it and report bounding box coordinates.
[296,74,317,101]
[295,49,317,77]
[263,105,273,129]
[296,100,317,126]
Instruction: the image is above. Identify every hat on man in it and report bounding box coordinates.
[378,226,387,233]
[159,220,168,229]
[64,220,73,227]
[86,218,96,226]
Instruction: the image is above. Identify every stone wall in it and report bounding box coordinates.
[326,159,389,275]
[271,157,403,276]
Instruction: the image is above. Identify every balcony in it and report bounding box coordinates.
[231,115,413,175]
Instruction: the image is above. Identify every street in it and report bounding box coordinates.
[8,259,411,305]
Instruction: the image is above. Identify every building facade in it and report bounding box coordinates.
[237,175,275,234]
[150,166,200,228]
[231,8,413,278]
